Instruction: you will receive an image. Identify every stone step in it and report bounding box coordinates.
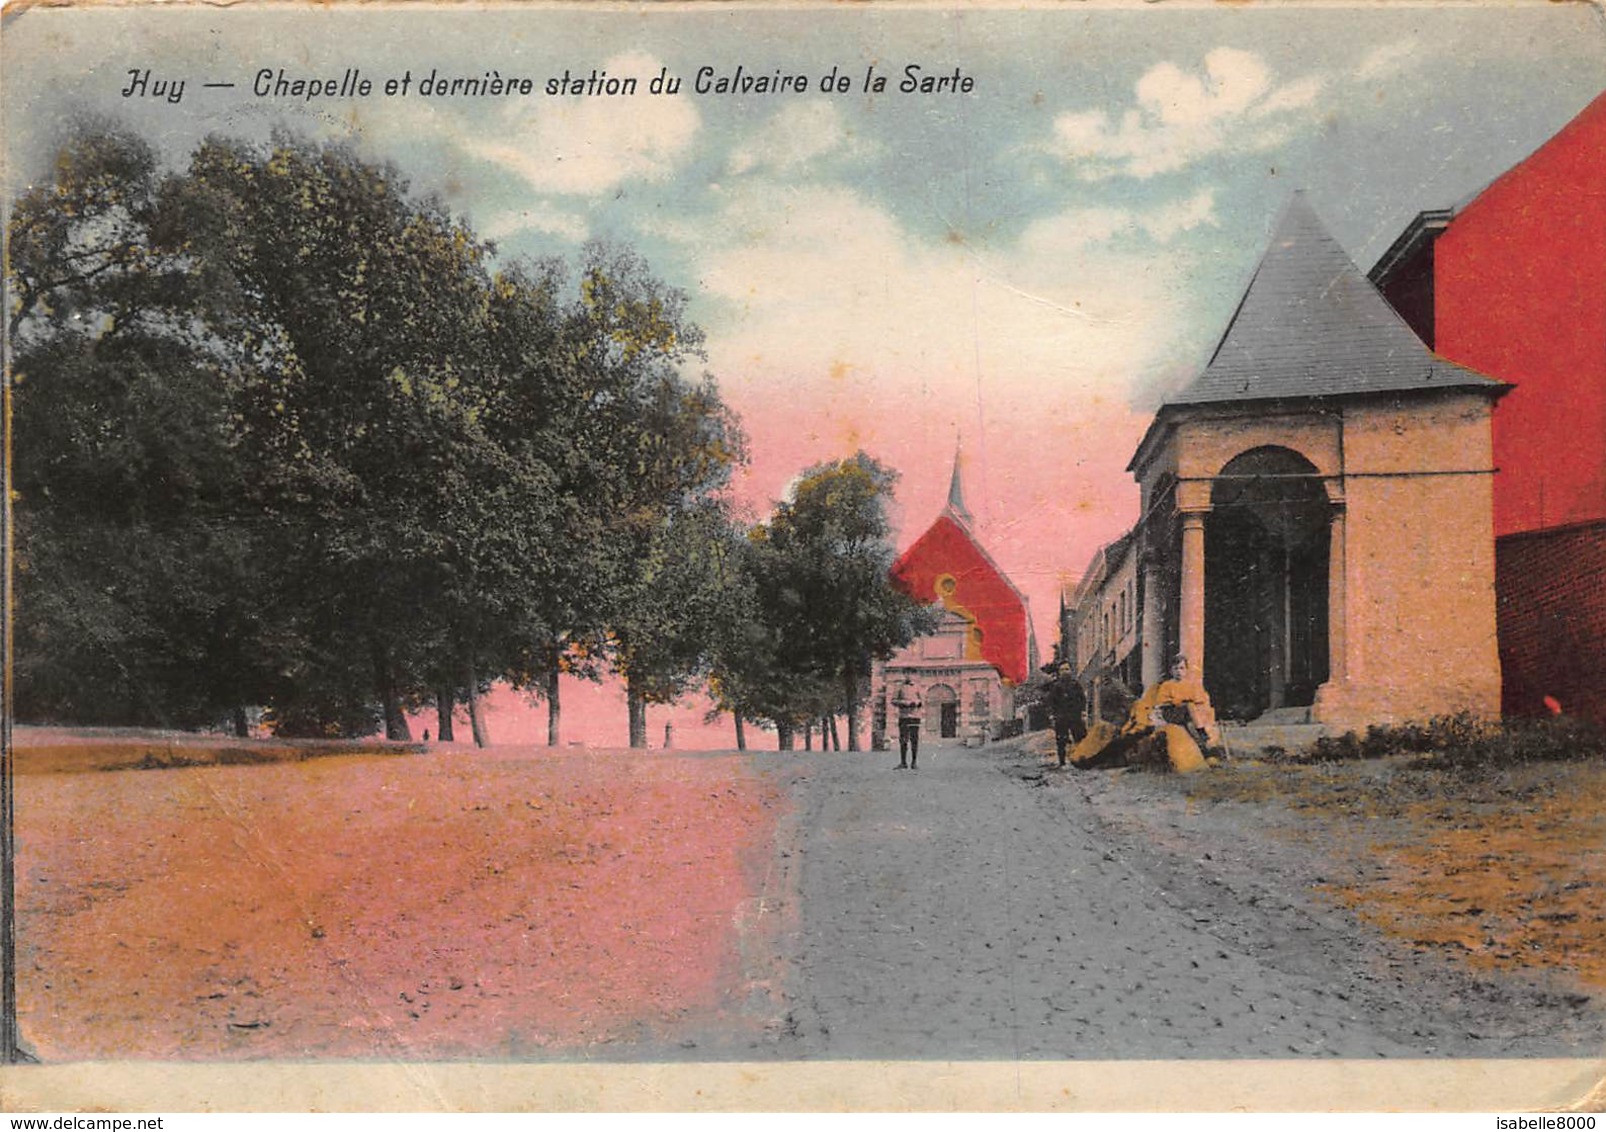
[1218,719,1331,757]
[1254,705,1315,725]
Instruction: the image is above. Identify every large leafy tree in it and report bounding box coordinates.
[704,523,834,750]
[608,498,745,748]
[8,120,286,731]
[753,454,934,751]
[554,245,745,749]
[7,117,167,341]
[177,132,557,742]
[702,524,773,751]
[9,121,748,746]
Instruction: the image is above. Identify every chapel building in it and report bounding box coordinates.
[1071,193,1508,734]
[871,454,1036,746]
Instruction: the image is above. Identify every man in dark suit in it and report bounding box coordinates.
[1044,661,1088,767]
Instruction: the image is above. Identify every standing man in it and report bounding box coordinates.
[893,679,924,770]
[1045,661,1088,767]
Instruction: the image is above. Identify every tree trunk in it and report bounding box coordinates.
[828,714,841,751]
[734,714,747,752]
[776,720,794,751]
[231,705,249,739]
[545,641,561,748]
[374,643,412,741]
[462,658,489,748]
[844,666,862,751]
[627,675,649,749]
[436,686,456,743]
[803,721,813,751]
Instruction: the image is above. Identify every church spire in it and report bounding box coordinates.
[946,440,972,526]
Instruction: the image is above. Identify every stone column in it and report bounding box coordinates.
[1179,511,1207,677]
[1327,505,1347,682]
[1140,562,1165,690]
[1314,502,1352,727]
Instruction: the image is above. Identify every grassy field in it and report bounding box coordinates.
[1181,753,1606,992]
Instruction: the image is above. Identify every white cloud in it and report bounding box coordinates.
[1356,39,1420,81]
[1019,189,1219,252]
[1144,189,1221,242]
[1048,48,1326,180]
[728,100,870,175]
[1016,206,1132,253]
[1137,49,1270,129]
[467,51,700,196]
[695,180,1182,414]
[479,203,589,244]
[1254,73,1325,118]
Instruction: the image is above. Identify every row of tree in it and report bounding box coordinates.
[7,119,932,748]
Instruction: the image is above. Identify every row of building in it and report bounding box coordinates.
[870,90,1605,745]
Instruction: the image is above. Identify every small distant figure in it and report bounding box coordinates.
[423,729,431,743]
[664,722,674,749]
[893,679,924,770]
[1043,660,1088,767]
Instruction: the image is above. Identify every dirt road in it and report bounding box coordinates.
[13,730,1603,1063]
[778,739,1605,1060]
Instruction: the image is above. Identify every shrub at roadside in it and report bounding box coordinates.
[1292,712,1605,770]
[1412,714,1606,773]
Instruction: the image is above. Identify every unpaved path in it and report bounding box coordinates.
[1048,745,1606,1059]
[14,731,1603,1063]
[778,740,1606,1060]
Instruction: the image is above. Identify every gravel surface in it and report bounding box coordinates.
[14,731,1604,1063]
[774,738,1604,1060]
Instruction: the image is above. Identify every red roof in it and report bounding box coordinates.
[890,513,1031,685]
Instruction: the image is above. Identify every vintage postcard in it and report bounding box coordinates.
[2,0,1605,1114]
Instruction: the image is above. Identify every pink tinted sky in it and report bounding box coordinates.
[423,374,1156,752]
[13,5,1601,748]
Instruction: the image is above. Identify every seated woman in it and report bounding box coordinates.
[1146,659,1219,749]
[1071,660,1214,773]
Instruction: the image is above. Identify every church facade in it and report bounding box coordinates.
[870,458,1036,747]
[1070,195,1507,734]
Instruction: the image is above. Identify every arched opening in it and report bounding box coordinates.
[1205,447,1331,721]
[925,683,959,738]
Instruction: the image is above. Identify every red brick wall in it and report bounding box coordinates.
[1435,91,1606,538]
[1496,521,1606,725]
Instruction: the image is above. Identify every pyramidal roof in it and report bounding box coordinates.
[1169,193,1504,407]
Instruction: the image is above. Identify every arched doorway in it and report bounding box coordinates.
[1205,447,1331,721]
[925,683,959,738]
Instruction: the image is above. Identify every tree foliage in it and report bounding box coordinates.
[722,453,936,750]
[7,119,742,743]
[9,121,280,731]
[9,120,934,752]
